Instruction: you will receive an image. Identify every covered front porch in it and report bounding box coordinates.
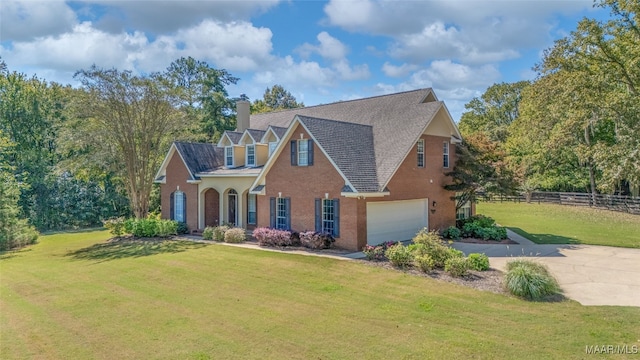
[196,176,258,230]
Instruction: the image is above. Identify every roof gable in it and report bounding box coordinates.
[155,142,223,182]
[217,130,243,147]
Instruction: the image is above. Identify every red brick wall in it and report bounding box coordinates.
[257,124,362,250]
[204,188,219,227]
[161,150,199,232]
[365,134,457,232]
[257,130,457,251]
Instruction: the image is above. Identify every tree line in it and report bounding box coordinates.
[449,0,639,208]
[0,55,302,248]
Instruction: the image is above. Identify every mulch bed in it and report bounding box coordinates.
[359,259,508,295]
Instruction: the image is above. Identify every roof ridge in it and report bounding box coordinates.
[296,114,373,128]
[251,88,432,118]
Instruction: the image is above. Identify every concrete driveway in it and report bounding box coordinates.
[452,231,640,307]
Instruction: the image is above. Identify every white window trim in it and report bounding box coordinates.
[174,190,185,222]
[247,194,257,225]
[298,139,309,166]
[443,142,450,168]
[322,198,335,235]
[417,139,425,168]
[276,197,287,230]
[246,144,256,167]
[225,146,234,168]
[268,141,278,156]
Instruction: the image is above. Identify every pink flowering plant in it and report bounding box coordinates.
[362,241,398,261]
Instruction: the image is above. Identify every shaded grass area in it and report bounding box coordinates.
[66,238,208,262]
[478,202,640,248]
[1,230,639,359]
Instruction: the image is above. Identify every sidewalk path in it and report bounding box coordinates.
[452,230,640,307]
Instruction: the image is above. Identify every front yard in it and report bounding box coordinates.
[477,202,640,248]
[1,230,639,359]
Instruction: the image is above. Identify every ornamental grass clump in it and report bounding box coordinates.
[505,259,560,300]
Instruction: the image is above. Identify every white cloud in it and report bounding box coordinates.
[334,59,370,81]
[381,62,418,77]
[0,0,77,41]
[298,31,348,61]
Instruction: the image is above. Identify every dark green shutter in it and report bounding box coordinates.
[290,140,297,166]
[315,198,321,232]
[308,140,314,165]
[269,197,275,228]
[183,193,187,224]
[169,192,175,220]
[333,198,340,238]
[285,197,291,230]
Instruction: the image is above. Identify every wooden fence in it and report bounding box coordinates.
[480,191,640,215]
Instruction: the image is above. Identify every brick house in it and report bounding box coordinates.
[154,88,467,251]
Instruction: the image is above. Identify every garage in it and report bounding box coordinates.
[366,198,429,245]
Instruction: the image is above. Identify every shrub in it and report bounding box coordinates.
[103,217,126,237]
[442,226,461,240]
[407,243,429,256]
[448,248,464,258]
[445,257,470,277]
[224,228,246,243]
[156,219,178,237]
[460,214,496,228]
[467,253,490,271]
[176,222,189,235]
[505,260,560,300]
[362,245,386,261]
[123,215,177,238]
[385,244,414,269]
[414,254,435,273]
[212,225,229,242]
[462,221,483,238]
[300,231,335,249]
[202,226,215,240]
[253,227,294,247]
[413,229,444,247]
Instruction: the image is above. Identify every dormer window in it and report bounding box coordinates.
[225,146,234,167]
[417,139,425,167]
[269,142,277,156]
[246,144,255,167]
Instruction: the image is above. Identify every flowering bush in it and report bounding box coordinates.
[202,226,215,240]
[299,231,335,249]
[362,241,398,261]
[224,227,246,243]
[253,227,294,247]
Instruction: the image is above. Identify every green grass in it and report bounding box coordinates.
[477,202,640,248]
[1,231,639,359]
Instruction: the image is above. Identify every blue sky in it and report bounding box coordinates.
[0,0,608,120]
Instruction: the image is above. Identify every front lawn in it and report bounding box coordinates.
[1,231,639,359]
[477,202,640,248]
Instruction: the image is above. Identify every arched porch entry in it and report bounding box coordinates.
[225,189,239,227]
[203,188,220,227]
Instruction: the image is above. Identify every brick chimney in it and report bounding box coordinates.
[236,99,250,132]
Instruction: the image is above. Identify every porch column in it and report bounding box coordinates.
[198,186,204,229]
[219,190,225,226]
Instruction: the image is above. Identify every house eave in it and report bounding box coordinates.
[341,192,390,198]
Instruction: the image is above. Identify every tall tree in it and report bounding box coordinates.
[444,133,517,211]
[251,84,304,114]
[458,81,529,143]
[164,57,239,142]
[74,66,185,219]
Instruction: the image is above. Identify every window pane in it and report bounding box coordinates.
[298,140,308,166]
[174,191,184,222]
[322,199,334,235]
[276,197,287,229]
[269,142,277,156]
[247,145,255,165]
[226,147,233,166]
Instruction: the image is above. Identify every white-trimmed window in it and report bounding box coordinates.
[276,197,288,230]
[269,142,277,156]
[174,191,185,222]
[246,145,255,167]
[456,201,472,220]
[298,139,309,166]
[247,194,257,225]
[443,142,449,168]
[225,146,234,167]
[322,199,335,235]
[417,139,425,167]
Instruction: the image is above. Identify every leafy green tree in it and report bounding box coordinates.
[164,57,239,142]
[0,131,38,250]
[74,66,185,219]
[251,84,304,114]
[458,81,529,143]
[444,133,517,211]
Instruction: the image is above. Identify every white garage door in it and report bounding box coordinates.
[366,199,429,245]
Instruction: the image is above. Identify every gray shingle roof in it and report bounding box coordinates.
[224,131,243,144]
[297,116,378,192]
[246,129,266,143]
[174,142,224,179]
[268,126,288,139]
[250,88,444,191]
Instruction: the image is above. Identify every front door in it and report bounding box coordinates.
[228,191,237,226]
